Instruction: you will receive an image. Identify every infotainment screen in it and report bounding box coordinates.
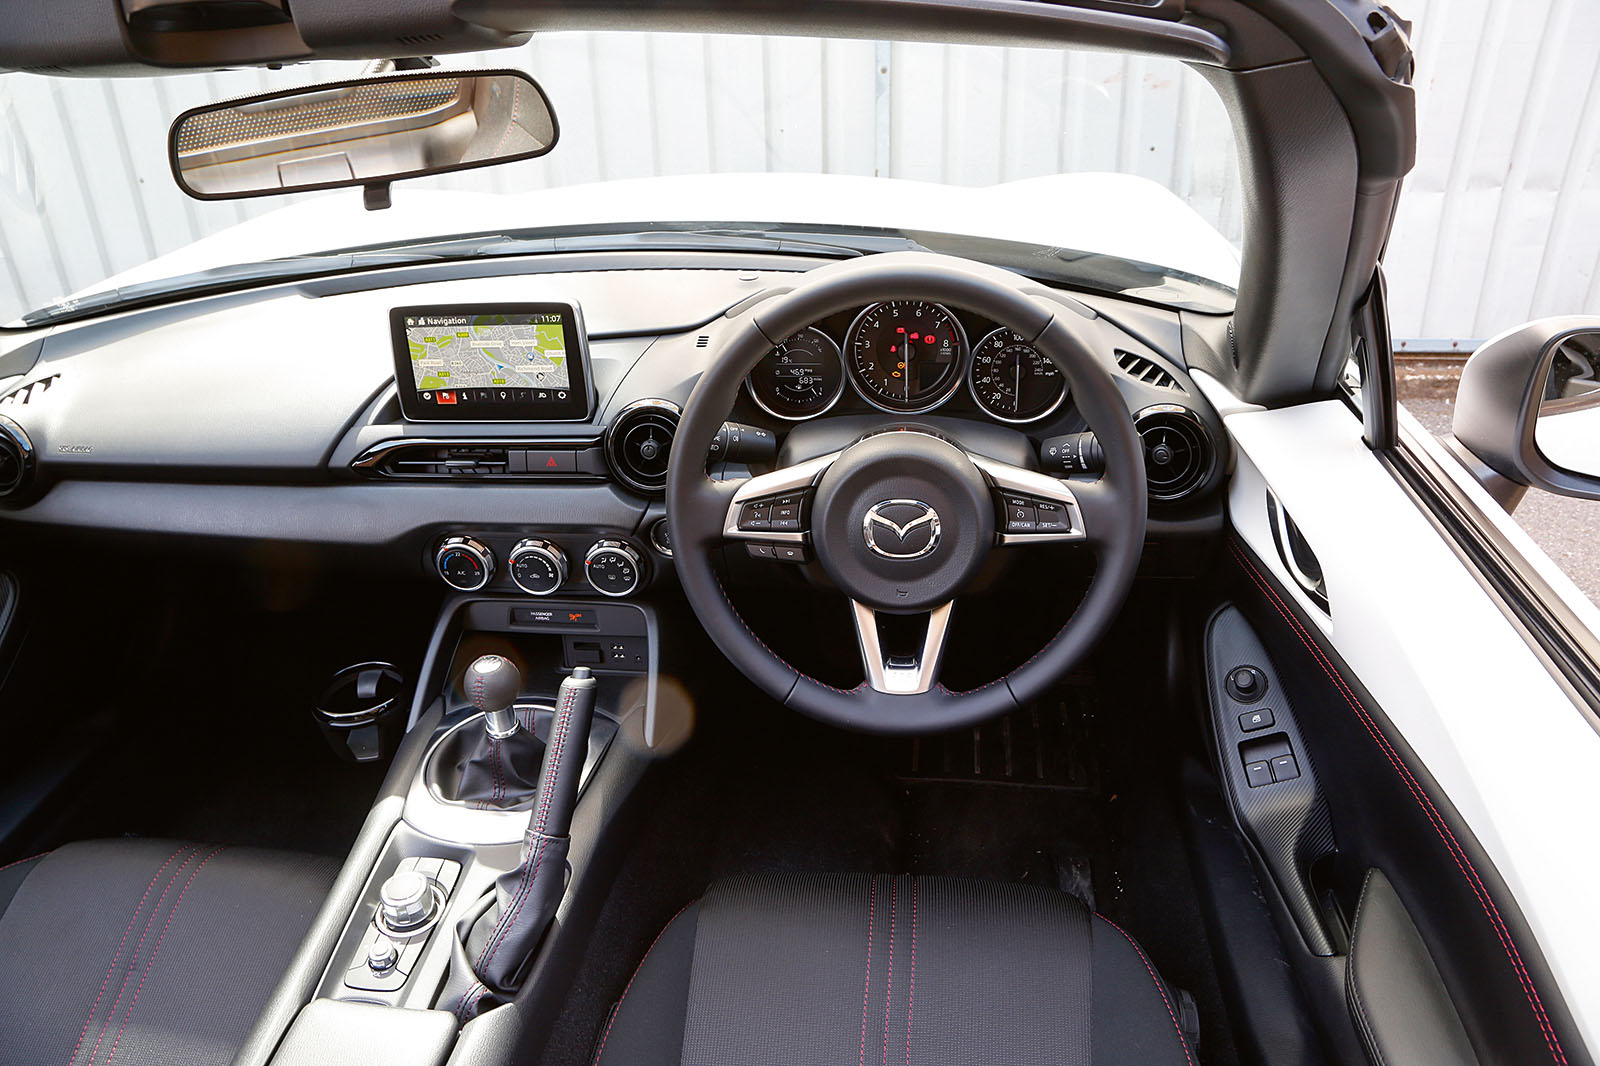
[389,303,592,422]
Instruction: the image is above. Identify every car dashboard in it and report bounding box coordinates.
[0,252,1228,600]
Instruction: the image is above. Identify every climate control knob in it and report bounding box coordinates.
[509,539,568,596]
[435,536,494,592]
[584,540,643,598]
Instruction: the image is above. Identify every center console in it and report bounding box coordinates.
[258,590,662,1066]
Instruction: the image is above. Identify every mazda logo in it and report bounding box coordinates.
[863,500,941,560]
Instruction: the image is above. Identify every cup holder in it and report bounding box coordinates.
[314,661,405,762]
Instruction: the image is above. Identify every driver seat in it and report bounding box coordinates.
[593,873,1197,1066]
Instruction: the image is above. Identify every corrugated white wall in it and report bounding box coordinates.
[0,33,1242,325]
[1386,0,1600,346]
[2,7,1597,349]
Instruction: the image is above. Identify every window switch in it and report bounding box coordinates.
[1239,708,1275,732]
[1244,761,1273,788]
[1270,755,1300,782]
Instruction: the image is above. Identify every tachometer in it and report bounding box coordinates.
[746,327,845,420]
[969,328,1067,423]
[845,301,968,413]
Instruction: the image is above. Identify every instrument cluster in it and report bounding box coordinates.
[744,300,1067,425]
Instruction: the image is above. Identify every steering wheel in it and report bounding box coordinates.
[667,253,1146,734]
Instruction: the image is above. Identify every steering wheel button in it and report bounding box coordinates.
[1006,502,1037,531]
[747,543,776,559]
[1034,501,1068,531]
[739,503,772,530]
[774,544,809,563]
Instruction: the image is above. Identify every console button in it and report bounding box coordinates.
[435,536,494,592]
[527,450,576,473]
[1270,755,1301,782]
[584,540,644,597]
[1239,708,1275,732]
[1244,761,1273,788]
[366,938,399,975]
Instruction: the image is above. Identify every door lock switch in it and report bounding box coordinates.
[1239,708,1275,732]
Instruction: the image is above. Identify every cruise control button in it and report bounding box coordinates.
[1005,501,1037,532]
[1034,500,1068,531]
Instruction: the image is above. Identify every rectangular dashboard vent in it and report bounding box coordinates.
[359,441,606,480]
[1114,350,1181,391]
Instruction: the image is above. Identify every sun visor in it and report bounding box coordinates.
[0,0,528,76]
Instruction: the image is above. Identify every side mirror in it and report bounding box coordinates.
[169,69,556,205]
[1452,317,1600,507]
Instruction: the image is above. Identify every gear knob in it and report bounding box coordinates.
[465,654,521,739]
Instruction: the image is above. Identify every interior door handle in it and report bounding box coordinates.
[1267,490,1329,613]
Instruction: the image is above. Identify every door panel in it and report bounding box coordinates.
[1200,392,1599,1063]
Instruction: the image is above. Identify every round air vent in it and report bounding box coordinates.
[1134,405,1213,503]
[605,399,680,495]
[0,416,36,500]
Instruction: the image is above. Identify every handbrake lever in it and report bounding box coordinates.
[521,666,597,850]
[442,667,598,1023]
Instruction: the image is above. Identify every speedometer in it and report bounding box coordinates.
[845,301,968,413]
[969,328,1067,423]
[746,327,845,420]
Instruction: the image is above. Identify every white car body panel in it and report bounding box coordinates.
[70,172,1241,302]
[1220,393,1600,1054]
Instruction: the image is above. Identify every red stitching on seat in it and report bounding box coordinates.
[66,844,191,1066]
[0,850,47,874]
[1097,915,1195,1066]
[1230,540,1569,1065]
[592,901,695,1066]
[857,875,878,1066]
[903,877,917,1066]
[80,845,203,1066]
[103,846,227,1066]
[880,879,898,1066]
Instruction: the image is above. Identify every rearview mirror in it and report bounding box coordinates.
[1452,317,1600,506]
[169,69,556,204]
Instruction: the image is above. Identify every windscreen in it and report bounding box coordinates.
[0,32,1244,326]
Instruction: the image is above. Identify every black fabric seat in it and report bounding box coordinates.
[593,873,1196,1066]
[0,838,336,1066]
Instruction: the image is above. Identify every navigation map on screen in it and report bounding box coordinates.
[405,312,570,393]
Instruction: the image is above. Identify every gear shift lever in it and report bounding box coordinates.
[465,654,521,740]
[439,654,543,809]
